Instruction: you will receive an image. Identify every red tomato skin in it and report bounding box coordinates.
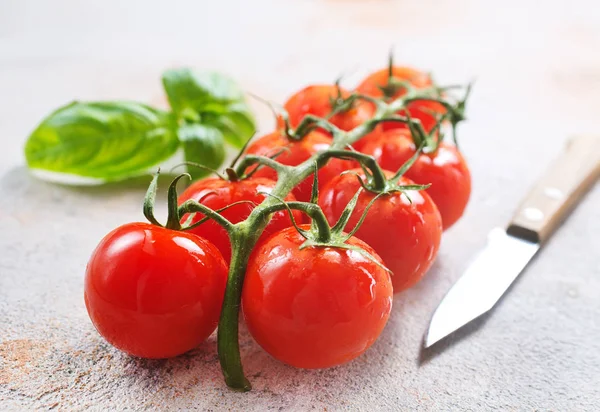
[84,223,228,359]
[245,131,354,202]
[356,66,445,133]
[242,225,393,369]
[178,177,303,262]
[279,84,376,132]
[352,128,384,151]
[319,170,442,292]
[359,129,471,230]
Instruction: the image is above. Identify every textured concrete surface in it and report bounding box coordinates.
[1,1,600,410]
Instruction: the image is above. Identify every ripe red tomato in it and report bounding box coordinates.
[242,225,393,369]
[359,129,471,230]
[245,131,354,202]
[279,84,376,134]
[178,176,303,262]
[84,223,228,359]
[356,66,445,133]
[319,170,442,292]
[352,128,385,151]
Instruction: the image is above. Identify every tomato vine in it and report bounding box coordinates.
[162,78,471,391]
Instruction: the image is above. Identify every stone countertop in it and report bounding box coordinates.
[1,1,599,410]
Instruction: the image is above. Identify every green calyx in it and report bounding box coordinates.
[328,79,357,115]
[403,80,473,148]
[253,91,350,142]
[374,50,473,149]
[261,188,390,273]
[144,169,250,233]
[378,51,413,99]
[302,187,390,273]
[343,141,431,201]
[143,169,189,231]
[379,79,412,101]
[247,94,306,142]
[259,164,390,272]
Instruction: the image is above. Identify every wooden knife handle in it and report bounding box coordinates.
[507,135,600,244]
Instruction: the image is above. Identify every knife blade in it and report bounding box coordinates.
[425,135,600,348]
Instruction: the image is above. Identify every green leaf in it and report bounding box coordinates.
[24,101,179,181]
[162,68,256,149]
[162,69,244,113]
[178,123,226,180]
[203,105,256,148]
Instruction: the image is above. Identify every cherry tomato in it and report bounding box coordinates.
[359,129,471,230]
[356,66,445,133]
[84,223,228,359]
[279,84,375,132]
[352,128,385,152]
[178,177,303,262]
[242,224,393,369]
[319,170,442,292]
[245,131,354,202]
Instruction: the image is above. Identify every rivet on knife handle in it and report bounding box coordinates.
[507,135,600,244]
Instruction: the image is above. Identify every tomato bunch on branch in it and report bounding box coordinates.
[84,57,472,391]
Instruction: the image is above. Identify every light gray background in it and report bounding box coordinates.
[1,1,599,410]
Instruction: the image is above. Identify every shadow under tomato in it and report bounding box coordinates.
[115,333,225,391]
[235,295,420,396]
[235,258,446,393]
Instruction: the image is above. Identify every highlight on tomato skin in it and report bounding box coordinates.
[84,222,228,359]
[177,176,303,262]
[358,128,471,230]
[245,130,354,202]
[242,224,393,369]
[356,66,446,134]
[318,169,443,293]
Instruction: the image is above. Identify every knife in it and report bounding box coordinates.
[424,135,600,348]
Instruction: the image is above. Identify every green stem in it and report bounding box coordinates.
[235,154,289,177]
[181,200,257,231]
[165,174,189,230]
[319,150,387,191]
[178,200,233,230]
[225,168,239,182]
[294,114,344,139]
[217,226,255,391]
[259,200,331,242]
[215,80,469,391]
[143,172,162,226]
[289,202,331,242]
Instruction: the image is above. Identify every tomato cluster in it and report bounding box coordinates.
[84,62,471,388]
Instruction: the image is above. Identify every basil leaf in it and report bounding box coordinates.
[203,102,256,148]
[178,123,226,180]
[162,69,244,113]
[24,101,179,181]
[162,69,256,149]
